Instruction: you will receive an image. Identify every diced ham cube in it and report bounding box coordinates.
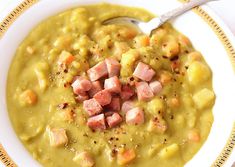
[83,98,103,116]
[104,76,121,93]
[94,90,112,106]
[105,58,121,77]
[149,81,162,95]
[47,127,68,147]
[126,107,144,125]
[104,111,116,117]
[106,97,120,111]
[72,77,92,95]
[75,93,89,102]
[88,81,102,97]
[135,82,154,101]
[133,62,155,81]
[87,114,106,130]
[120,85,135,100]
[121,101,135,113]
[87,61,108,81]
[106,113,123,128]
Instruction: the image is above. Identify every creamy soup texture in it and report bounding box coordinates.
[7,3,215,167]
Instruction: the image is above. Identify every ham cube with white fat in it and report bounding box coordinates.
[87,61,108,81]
[87,113,106,130]
[120,85,135,100]
[83,98,103,116]
[126,107,144,125]
[121,101,135,113]
[88,81,103,97]
[135,82,154,101]
[133,62,155,81]
[47,127,68,147]
[94,89,112,106]
[106,97,120,111]
[72,77,92,95]
[105,58,121,77]
[104,76,121,93]
[106,113,123,128]
[149,81,162,95]
[75,93,89,102]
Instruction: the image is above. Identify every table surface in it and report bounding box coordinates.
[0,0,234,167]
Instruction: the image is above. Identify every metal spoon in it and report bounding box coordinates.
[103,0,217,35]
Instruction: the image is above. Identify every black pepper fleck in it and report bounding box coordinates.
[162,55,168,59]
[170,55,179,61]
[58,103,68,109]
[64,69,68,73]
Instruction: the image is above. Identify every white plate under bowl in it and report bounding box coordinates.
[0,0,235,167]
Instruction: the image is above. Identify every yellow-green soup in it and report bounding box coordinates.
[7,3,215,167]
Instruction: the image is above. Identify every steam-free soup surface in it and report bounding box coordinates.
[7,3,215,167]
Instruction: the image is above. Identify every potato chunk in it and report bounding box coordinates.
[187,61,211,86]
[47,127,68,147]
[147,117,167,134]
[158,143,179,159]
[58,50,75,65]
[158,70,172,85]
[73,151,95,167]
[147,97,165,116]
[134,35,150,48]
[120,50,139,78]
[113,42,130,60]
[193,88,215,109]
[34,62,49,91]
[162,39,180,58]
[19,89,37,106]
[187,51,202,63]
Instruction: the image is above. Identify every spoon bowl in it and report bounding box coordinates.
[103,0,217,35]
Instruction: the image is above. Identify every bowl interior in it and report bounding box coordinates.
[0,0,235,166]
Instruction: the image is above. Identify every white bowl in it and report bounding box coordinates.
[0,0,235,166]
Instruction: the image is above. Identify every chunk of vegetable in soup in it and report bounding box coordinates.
[7,3,215,167]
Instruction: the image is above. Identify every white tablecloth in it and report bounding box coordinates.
[0,0,234,167]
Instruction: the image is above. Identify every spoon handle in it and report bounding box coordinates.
[159,0,216,24]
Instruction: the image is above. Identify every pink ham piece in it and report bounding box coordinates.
[120,85,135,100]
[133,62,155,81]
[106,113,123,128]
[106,97,120,111]
[47,127,68,147]
[75,93,89,102]
[149,81,162,95]
[126,107,144,125]
[135,82,154,101]
[71,77,92,95]
[94,89,112,106]
[87,61,108,81]
[88,81,103,97]
[104,76,121,93]
[83,98,103,116]
[121,101,135,113]
[104,111,116,117]
[105,58,121,77]
[87,113,106,130]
